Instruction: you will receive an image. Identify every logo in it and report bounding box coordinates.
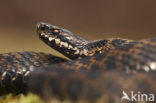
[121,91,155,102]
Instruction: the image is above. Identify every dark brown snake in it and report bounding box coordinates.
[0,22,156,102]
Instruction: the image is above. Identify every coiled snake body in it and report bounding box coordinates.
[0,22,156,102]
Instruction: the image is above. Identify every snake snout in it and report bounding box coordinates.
[37,22,47,33]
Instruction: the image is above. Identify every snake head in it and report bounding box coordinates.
[36,22,87,59]
[36,22,74,46]
[36,22,79,48]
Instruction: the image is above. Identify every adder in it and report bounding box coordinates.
[0,22,156,102]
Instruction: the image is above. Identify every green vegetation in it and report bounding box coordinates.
[0,93,44,103]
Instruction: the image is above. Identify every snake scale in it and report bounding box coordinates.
[0,22,156,102]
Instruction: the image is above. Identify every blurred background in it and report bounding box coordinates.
[0,0,156,57]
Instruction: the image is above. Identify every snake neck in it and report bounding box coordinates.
[49,38,134,60]
[53,39,113,60]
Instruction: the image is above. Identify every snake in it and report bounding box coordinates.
[0,22,156,102]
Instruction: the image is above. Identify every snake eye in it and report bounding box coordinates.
[52,28,60,34]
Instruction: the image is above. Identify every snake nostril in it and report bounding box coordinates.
[36,22,48,32]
